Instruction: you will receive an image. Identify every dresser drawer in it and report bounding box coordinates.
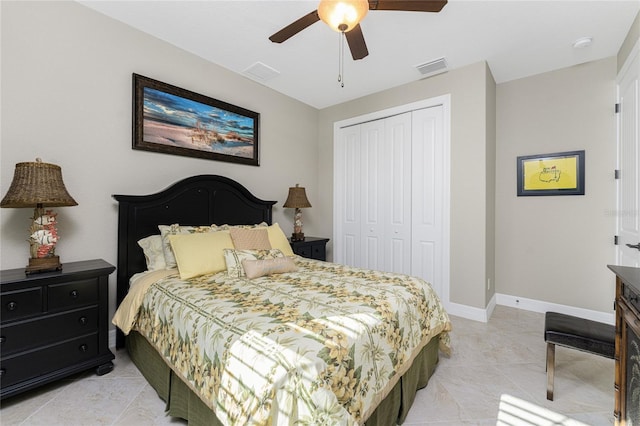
[48,278,98,311]
[1,306,98,356]
[623,282,640,313]
[0,287,43,323]
[0,333,99,388]
[310,245,326,261]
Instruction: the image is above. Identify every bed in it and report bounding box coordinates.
[112,175,451,425]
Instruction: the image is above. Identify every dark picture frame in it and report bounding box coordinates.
[517,150,585,196]
[133,74,259,166]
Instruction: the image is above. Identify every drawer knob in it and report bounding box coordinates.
[79,316,88,325]
[79,344,88,352]
[0,336,5,344]
[0,368,5,376]
[70,290,79,299]
[6,301,17,311]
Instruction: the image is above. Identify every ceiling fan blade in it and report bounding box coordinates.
[269,10,320,43]
[368,0,447,12]
[345,24,369,60]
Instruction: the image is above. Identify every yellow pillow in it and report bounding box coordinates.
[267,223,295,257]
[169,231,234,279]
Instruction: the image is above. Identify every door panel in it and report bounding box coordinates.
[360,120,386,270]
[336,126,361,266]
[411,107,444,296]
[385,113,412,274]
[617,49,640,267]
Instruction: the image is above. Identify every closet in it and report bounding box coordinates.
[334,99,449,300]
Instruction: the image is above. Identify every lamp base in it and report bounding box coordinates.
[290,232,305,242]
[26,256,62,275]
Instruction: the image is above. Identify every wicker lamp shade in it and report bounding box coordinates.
[283,184,312,209]
[283,184,311,242]
[1,159,77,208]
[1,158,77,274]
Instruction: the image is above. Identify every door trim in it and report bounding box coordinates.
[332,94,451,306]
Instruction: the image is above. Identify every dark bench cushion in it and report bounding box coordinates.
[544,312,615,359]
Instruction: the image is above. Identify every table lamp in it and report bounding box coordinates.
[283,184,311,242]
[1,158,78,274]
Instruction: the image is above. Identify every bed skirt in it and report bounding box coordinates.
[125,330,441,425]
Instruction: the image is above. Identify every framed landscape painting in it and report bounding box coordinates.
[517,150,585,196]
[133,74,259,166]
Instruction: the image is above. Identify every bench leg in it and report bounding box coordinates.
[546,342,555,401]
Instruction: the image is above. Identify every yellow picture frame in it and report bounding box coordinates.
[517,150,585,196]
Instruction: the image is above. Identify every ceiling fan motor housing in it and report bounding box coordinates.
[318,0,369,32]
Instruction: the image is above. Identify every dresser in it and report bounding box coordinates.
[0,259,115,400]
[609,264,640,425]
[289,237,329,261]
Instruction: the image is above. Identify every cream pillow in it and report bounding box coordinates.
[223,248,284,277]
[267,223,295,257]
[169,231,234,279]
[159,224,221,269]
[242,257,298,279]
[137,235,166,271]
[229,227,272,250]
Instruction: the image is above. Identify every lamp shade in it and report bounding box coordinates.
[1,158,77,208]
[318,0,369,33]
[283,184,312,209]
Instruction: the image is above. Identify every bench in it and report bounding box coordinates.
[544,311,615,401]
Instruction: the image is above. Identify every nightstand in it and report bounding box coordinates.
[0,259,116,400]
[290,237,329,261]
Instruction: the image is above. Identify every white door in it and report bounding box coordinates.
[334,98,449,302]
[617,45,640,267]
[383,113,412,274]
[360,119,388,271]
[411,106,445,297]
[336,125,362,267]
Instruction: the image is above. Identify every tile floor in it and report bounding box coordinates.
[0,306,614,425]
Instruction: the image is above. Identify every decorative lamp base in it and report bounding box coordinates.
[26,256,62,275]
[291,233,305,242]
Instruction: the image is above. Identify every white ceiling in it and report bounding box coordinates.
[79,0,639,109]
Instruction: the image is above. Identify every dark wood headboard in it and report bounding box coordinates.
[112,175,276,347]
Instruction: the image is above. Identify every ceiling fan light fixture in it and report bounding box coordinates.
[318,0,369,33]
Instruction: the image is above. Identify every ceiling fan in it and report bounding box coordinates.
[269,0,448,61]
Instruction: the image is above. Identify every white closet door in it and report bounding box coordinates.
[360,119,387,270]
[384,113,412,274]
[411,106,444,297]
[335,125,362,267]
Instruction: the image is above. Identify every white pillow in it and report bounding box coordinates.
[242,257,298,279]
[137,235,167,271]
[223,248,285,277]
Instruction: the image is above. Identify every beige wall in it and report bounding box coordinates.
[318,62,495,310]
[0,1,627,319]
[495,57,617,313]
[1,2,319,316]
[485,63,497,306]
[618,11,640,72]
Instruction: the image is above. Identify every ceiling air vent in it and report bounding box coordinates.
[242,61,280,82]
[415,57,448,78]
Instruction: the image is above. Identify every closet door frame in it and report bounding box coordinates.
[333,95,451,305]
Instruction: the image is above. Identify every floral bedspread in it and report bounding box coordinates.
[118,257,451,425]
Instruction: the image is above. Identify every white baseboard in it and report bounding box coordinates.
[446,293,614,325]
[495,293,615,325]
[109,329,116,349]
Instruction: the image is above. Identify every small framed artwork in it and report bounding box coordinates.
[133,74,259,166]
[517,150,585,196]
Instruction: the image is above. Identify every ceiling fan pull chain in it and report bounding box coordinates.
[338,31,345,88]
